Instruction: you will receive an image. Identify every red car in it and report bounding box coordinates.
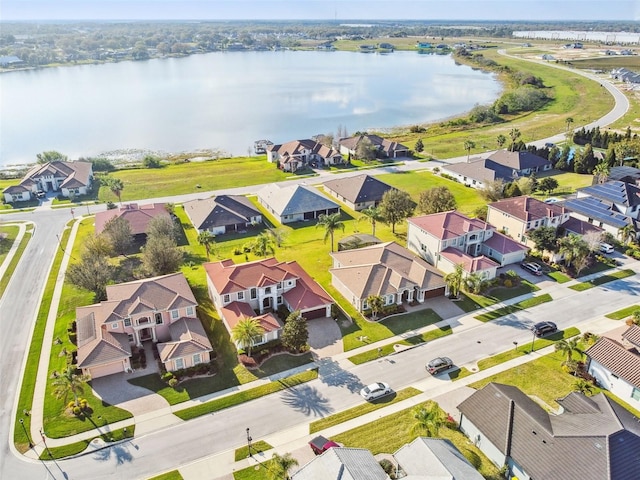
[309,435,340,455]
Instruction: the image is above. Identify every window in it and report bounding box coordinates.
[171,309,179,320]
[277,296,283,305]
[155,312,163,324]
[237,291,244,300]
[250,288,257,299]
[277,282,282,290]
[193,353,202,365]
[127,334,134,343]
[265,287,272,294]
[632,387,640,402]
[111,323,118,330]
[186,306,194,316]
[223,294,230,303]
[124,318,131,327]
[175,358,184,370]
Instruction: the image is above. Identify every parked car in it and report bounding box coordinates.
[309,435,340,455]
[36,191,46,198]
[521,262,543,276]
[426,357,453,375]
[360,382,392,401]
[531,321,558,337]
[600,243,614,254]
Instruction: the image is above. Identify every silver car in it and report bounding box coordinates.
[360,382,392,401]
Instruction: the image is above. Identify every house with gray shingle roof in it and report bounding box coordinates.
[292,447,389,480]
[586,325,640,411]
[76,273,213,378]
[257,183,340,225]
[458,382,640,480]
[183,195,262,235]
[323,174,395,211]
[266,139,344,172]
[338,134,409,159]
[329,241,446,312]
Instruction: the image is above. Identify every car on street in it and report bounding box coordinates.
[600,243,614,254]
[521,262,543,276]
[531,321,558,337]
[360,382,392,401]
[426,357,453,375]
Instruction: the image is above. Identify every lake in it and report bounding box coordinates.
[0,50,502,165]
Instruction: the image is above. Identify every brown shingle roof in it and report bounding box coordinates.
[220,301,283,333]
[76,314,131,369]
[439,247,499,273]
[622,324,640,347]
[157,317,213,362]
[408,211,490,240]
[586,336,640,388]
[323,174,393,204]
[488,195,566,222]
[94,203,169,235]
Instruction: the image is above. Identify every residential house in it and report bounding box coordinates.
[607,165,640,184]
[292,448,389,480]
[611,67,640,84]
[183,195,262,235]
[75,273,213,378]
[407,211,528,280]
[440,150,552,189]
[3,161,93,203]
[94,203,170,238]
[322,174,394,211]
[458,382,640,480]
[337,233,382,251]
[338,134,409,159]
[486,196,572,247]
[257,183,340,225]
[204,258,333,348]
[266,139,343,172]
[586,325,640,410]
[329,241,446,312]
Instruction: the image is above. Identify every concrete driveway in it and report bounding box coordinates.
[307,317,343,358]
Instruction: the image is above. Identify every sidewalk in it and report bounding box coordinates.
[0,222,29,280]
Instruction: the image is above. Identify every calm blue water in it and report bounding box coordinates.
[0,50,501,165]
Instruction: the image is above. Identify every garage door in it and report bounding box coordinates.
[302,307,327,320]
[89,361,125,379]
[424,287,446,299]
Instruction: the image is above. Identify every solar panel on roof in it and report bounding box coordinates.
[564,198,629,228]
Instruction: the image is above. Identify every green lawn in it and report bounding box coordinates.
[41,425,133,460]
[235,440,273,461]
[569,269,635,291]
[0,225,32,298]
[547,270,572,283]
[474,293,553,322]
[0,225,19,264]
[147,472,184,480]
[605,305,640,321]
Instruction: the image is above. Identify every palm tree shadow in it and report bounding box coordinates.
[279,384,333,417]
[316,358,364,393]
[92,443,135,465]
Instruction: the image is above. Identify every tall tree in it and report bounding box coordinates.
[618,224,636,246]
[593,161,610,184]
[281,311,309,352]
[445,264,464,299]
[103,216,133,256]
[268,452,299,480]
[83,233,114,258]
[478,179,505,202]
[36,150,68,164]
[231,316,265,357]
[565,116,574,132]
[51,368,90,408]
[251,231,276,257]
[463,140,475,162]
[509,128,521,151]
[528,226,558,254]
[141,234,183,276]
[66,252,113,301]
[558,234,590,276]
[268,227,288,248]
[538,177,559,195]
[103,177,125,205]
[379,189,415,234]
[359,205,384,236]
[418,186,457,215]
[410,401,447,438]
[146,215,178,242]
[555,338,583,364]
[414,138,424,153]
[316,212,345,252]
[197,230,215,261]
[355,136,377,162]
[365,294,384,320]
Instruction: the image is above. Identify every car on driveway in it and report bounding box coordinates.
[360,382,392,401]
[521,262,543,276]
[426,357,453,375]
[599,243,614,254]
[531,321,557,337]
[309,435,340,455]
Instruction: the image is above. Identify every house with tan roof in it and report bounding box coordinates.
[329,241,446,312]
[458,382,640,480]
[586,325,640,410]
[407,211,528,280]
[183,195,262,235]
[257,183,340,225]
[338,134,409,159]
[94,203,170,237]
[3,161,93,202]
[75,273,213,378]
[322,174,395,211]
[204,258,333,347]
[266,139,344,172]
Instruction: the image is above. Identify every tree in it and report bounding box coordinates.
[445,264,464,299]
[418,186,457,215]
[463,140,475,162]
[281,311,308,352]
[528,226,558,254]
[463,272,486,294]
[355,136,377,162]
[593,161,610,184]
[414,138,424,153]
[143,155,162,168]
[197,230,215,261]
[231,316,264,356]
[558,234,590,276]
[83,233,114,258]
[503,181,522,198]
[268,452,299,480]
[359,205,384,236]
[36,150,68,164]
[538,177,559,195]
[103,216,133,256]
[555,338,583,364]
[51,368,90,408]
[268,227,288,248]
[366,295,384,320]
[410,401,447,438]
[478,179,505,202]
[618,223,636,246]
[67,252,113,301]
[103,177,124,205]
[141,234,183,276]
[250,232,276,257]
[573,379,594,396]
[509,128,521,151]
[496,134,506,148]
[316,212,345,252]
[379,189,415,234]
[146,215,179,242]
[565,116,574,132]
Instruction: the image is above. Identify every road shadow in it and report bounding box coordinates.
[315,358,364,393]
[279,384,333,417]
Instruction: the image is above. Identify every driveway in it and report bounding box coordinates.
[307,317,343,358]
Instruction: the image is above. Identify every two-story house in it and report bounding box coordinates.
[75,273,213,378]
[407,211,528,280]
[204,258,333,348]
[338,134,409,159]
[266,139,343,172]
[3,161,94,202]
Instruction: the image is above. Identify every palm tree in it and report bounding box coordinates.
[558,234,590,272]
[555,338,583,364]
[197,230,215,261]
[51,368,90,408]
[104,177,124,205]
[316,212,345,252]
[366,294,384,320]
[573,379,594,396]
[618,223,636,246]
[566,116,574,132]
[509,128,521,151]
[593,161,610,184]
[268,452,299,480]
[359,206,384,236]
[444,264,464,299]
[463,140,475,163]
[410,401,447,438]
[496,134,506,149]
[251,232,275,257]
[464,272,485,294]
[231,317,265,357]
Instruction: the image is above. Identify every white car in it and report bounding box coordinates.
[600,243,614,254]
[360,382,392,401]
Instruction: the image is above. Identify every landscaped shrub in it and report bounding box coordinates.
[168,378,178,388]
[503,279,513,288]
[161,372,174,382]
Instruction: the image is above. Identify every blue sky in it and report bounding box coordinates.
[2,0,639,21]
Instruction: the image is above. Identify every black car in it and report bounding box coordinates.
[531,321,557,337]
[426,357,453,375]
